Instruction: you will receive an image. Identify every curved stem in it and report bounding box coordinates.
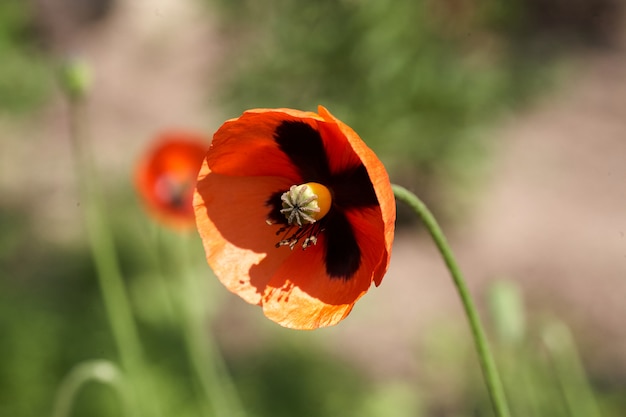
[170,234,247,417]
[392,184,511,417]
[51,360,131,417]
[66,97,161,417]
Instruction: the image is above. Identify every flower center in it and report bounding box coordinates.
[154,174,191,209]
[280,182,331,226]
[269,182,332,250]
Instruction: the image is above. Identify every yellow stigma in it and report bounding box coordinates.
[280,182,332,226]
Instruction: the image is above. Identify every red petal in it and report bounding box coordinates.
[136,131,209,229]
[261,205,388,329]
[208,109,322,182]
[260,236,367,329]
[194,107,396,329]
[194,161,294,305]
[318,106,395,285]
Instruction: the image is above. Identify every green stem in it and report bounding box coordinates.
[51,360,131,417]
[542,319,603,417]
[170,234,246,417]
[66,98,160,417]
[392,184,511,417]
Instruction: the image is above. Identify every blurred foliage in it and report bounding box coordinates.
[0,0,52,114]
[3,1,626,416]
[0,204,113,417]
[0,198,417,417]
[4,191,626,417]
[229,343,369,417]
[229,339,424,417]
[417,279,626,417]
[208,0,563,214]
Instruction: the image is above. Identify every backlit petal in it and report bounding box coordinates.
[261,206,387,329]
[318,106,395,285]
[208,109,322,182]
[261,234,369,329]
[194,161,294,304]
[194,106,396,329]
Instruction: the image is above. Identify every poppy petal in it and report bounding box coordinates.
[318,105,395,285]
[273,120,331,183]
[194,161,294,305]
[328,163,379,209]
[261,206,387,329]
[136,131,209,229]
[316,117,363,176]
[208,109,323,182]
[261,241,367,329]
[323,209,361,279]
[194,106,396,329]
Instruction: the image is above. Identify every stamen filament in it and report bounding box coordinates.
[273,222,324,251]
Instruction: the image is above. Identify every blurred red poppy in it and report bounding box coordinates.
[136,131,209,229]
[194,106,395,329]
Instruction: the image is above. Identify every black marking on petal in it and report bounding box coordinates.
[274,121,331,183]
[329,164,378,209]
[324,210,361,280]
[266,190,287,225]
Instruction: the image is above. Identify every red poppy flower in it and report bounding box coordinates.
[194,106,395,329]
[135,131,209,229]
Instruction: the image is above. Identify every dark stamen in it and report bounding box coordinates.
[274,222,324,250]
